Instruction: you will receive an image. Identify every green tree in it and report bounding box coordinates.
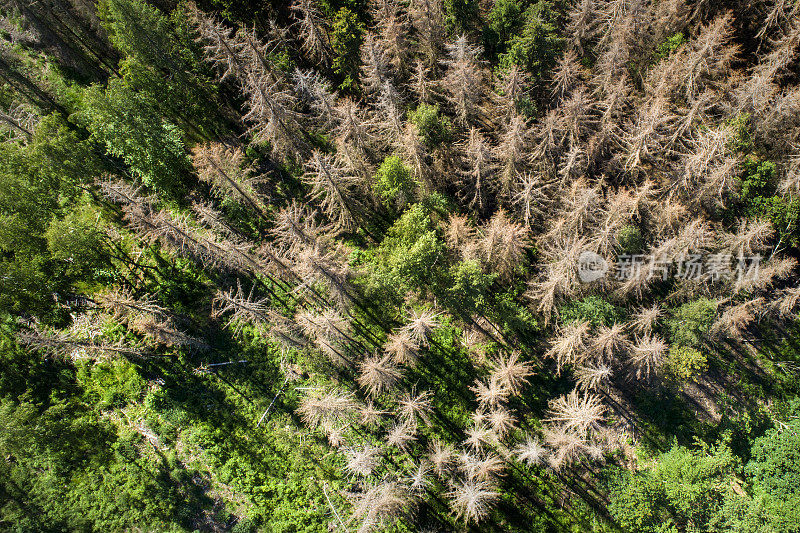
[408,103,452,147]
[99,0,221,139]
[373,155,417,208]
[330,8,365,92]
[498,4,564,79]
[77,78,192,196]
[609,443,743,533]
[668,298,717,348]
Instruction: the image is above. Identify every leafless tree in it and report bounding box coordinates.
[297,388,360,429]
[290,0,330,64]
[293,68,337,126]
[629,304,662,336]
[545,389,605,437]
[493,65,530,122]
[495,115,531,195]
[386,419,418,450]
[447,477,500,525]
[384,330,421,366]
[575,363,613,391]
[344,445,383,477]
[546,320,591,374]
[628,335,668,380]
[350,481,410,532]
[441,35,486,125]
[478,209,531,281]
[397,388,433,425]
[490,351,534,395]
[358,353,402,397]
[192,143,267,216]
[515,434,548,466]
[408,0,445,65]
[470,377,511,408]
[458,127,495,213]
[402,308,441,347]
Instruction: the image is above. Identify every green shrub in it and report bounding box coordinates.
[445,260,497,314]
[668,298,718,347]
[497,4,564,78]
[736,156,800,247]
[373,155,416,207]
[408,103,451,146]
[667,345,708,381]
[560,296,622,328]
[617,224,644,254]
[331,8,364,92]
[655,32,686,60]
[609,443,742,533]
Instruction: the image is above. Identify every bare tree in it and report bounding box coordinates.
[402,308,441,347]
[290,0,330,64]
[545,389,605,437]
[350,481,410,532]
[447,479,500,524]
[515,434,548,466]
[397,388,433,425]
[384,330,421,366]
[302,150,363,233]
[458,127,495,213]
[192,143,267,216]
[358,353,403,397]
[344,445,383,477]
[546,320,591,374]
[628,335,668,380]
[441,35,486,125]
[575,363,613,391]
[297,388,360,429]
[490,351,534,395]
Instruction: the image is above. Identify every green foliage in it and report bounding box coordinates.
[617,224,644,254]
[45,202,109,279]
[741,408,800,531]
[0,115,104,319]
[99,0,222,139]
[667,345,708,381]
[736,156,800,247]
[408,103,451,146]
[373,155,417,207]
[331,8,365,92]
[77,78,192,196]
[484,0,525,56]
[444,260,497,315]
[560,296,622,328]
[497,3,564,78]
[371,203,447,293]
[77,359,146,410]
[443,0,478,33]
[668,298,717,348]
[608,442,742,533]
[655,32,686,60]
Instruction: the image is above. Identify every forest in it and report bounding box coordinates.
[2,0,800,531]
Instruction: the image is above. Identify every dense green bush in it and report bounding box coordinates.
[408,103,452,146]
[667,345,708,381]
[331,8,365,92]
[668,298,717,348]
[373,155,417,207]
[736,156,800,248]
[560,296,622,327]
[608,443,741,533]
